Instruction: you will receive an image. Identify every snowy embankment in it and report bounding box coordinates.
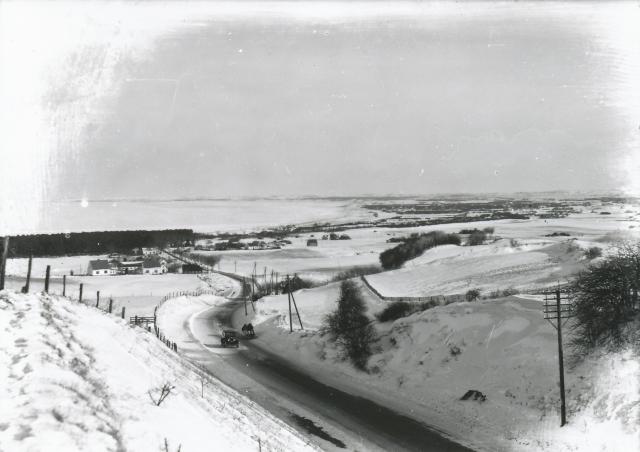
[365,239,588,297]
[253,279,387,331]
[0,290,315,452]
[250,290,639,452]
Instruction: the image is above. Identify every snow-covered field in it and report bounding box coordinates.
[0,290,316,452]
[5,255,106,277]
[365,239,585,297]
[197,210,640,289]
[197,229,392,283]
[253,279,386,331]
[249,293,639,452]
[3,261,221,319]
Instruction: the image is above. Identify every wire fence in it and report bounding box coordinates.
[360,275,467,304]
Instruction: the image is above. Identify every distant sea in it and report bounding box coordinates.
[35,198,374,235]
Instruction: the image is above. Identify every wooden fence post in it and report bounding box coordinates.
[0,236,8,291]
[24,255,32,293]
[79,283,83,303]
[96,291,100,308]
[44,265,51,293]
[121,307,125,319]
[62,275,66,296]
[108,298,113,313]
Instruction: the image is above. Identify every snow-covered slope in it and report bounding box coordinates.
[253,279,386,331]
[250,292,639,452]
[0,290,316,452]
[366,239,587,297]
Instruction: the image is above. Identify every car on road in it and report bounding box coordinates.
[220,329,239,348]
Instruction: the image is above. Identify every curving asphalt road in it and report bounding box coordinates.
[182,297,475,452]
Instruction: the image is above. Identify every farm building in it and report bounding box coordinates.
[117,259,143,275]
[142,256,167,275]
[306,239,318,246]
[87,259,117,276]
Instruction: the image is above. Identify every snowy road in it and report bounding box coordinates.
[159,293,473,451]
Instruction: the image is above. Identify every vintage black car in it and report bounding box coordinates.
[220,329,239,348]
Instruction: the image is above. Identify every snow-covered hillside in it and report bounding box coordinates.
[365,239,588,297]
[250,292,639,452]
[253,279,386,331]
[0,290,316,452]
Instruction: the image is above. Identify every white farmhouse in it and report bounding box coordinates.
[87,259,117,276]
[142,256,167,275]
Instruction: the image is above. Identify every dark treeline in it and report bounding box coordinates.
[380,231,461,270]
[7,229,194,258]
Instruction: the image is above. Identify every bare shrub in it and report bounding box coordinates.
[162,438,182,452]
[148,382,175,406]
[487,287,520,299]
[331,265,382,282]
[467,230,487,246]
[584,246,602,260]
[465,289,481,301]
[376,301,413,322]
[376,299,439,322]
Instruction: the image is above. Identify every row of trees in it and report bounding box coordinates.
[379,231,461,270]
[459,227,494,246]
[7,229,194,257]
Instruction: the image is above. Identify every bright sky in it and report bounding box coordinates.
[1,1,639,227]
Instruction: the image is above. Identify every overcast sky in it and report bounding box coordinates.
[3,1,640,209]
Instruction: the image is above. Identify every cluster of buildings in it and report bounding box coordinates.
[87,254,167,276]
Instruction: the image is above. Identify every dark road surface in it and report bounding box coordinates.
[190,299,475,452]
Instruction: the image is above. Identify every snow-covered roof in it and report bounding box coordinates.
[88,259,111,270]
[143,256,163,268]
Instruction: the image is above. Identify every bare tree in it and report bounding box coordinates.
[570,242,640,356]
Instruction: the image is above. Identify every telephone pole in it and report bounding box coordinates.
[543,288,573,427]
[287,275,293,332]
[285,275,303,331]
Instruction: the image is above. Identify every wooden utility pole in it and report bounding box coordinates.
[290,289,304,330]
[544,288,572,427]
[287,275,293,333]
[0,236,8,290]
[24,255,33,293]
[243,277,248,316]
[44,265,51,293]
[62,275,66,296]
[556,291,567,427]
